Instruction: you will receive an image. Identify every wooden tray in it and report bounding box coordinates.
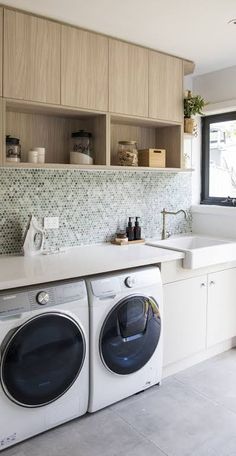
[111,239,145,245]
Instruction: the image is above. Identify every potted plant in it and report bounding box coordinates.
[184,90,206,134]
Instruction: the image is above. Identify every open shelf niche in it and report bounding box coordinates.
[0,99,192,172]
[2,99,108,167]
[110,114,183,169]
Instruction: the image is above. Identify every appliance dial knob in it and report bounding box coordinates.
[125,276,136,288]
[37,291,49,305]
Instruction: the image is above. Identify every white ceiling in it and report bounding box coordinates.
[1,0,236,75]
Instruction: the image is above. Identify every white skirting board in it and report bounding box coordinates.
[163,337,236,378]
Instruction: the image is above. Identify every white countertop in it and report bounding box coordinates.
[0,243,184,291]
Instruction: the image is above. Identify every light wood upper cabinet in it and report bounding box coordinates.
[109,40,148,117]
[61,26,108,111]
[3,9,60,104]
[149,51,183,122]
[0,8,3,96]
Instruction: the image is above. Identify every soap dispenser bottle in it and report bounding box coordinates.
[126,217,134,241]
[134,217,141,240]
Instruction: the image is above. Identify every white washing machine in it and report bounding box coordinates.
[87,265,163,412]
[0,279,89,451]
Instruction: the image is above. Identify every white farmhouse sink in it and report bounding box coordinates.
[147,235,236,269]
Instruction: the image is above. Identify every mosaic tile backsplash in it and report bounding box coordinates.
[0,169,192,255]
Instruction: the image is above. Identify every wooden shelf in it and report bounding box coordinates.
[110,113,182,128]
[3,162,194,173]
[106,166,193,173]
[3,99,108,166]
[5,97,107,118]
[1,98,185,171]
[3,162,106,170]
[110,117,182,168]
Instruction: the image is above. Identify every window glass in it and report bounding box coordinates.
[201,112,236,205]
[209,120,236,197]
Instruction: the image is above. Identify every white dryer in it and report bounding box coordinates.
[87,266,163,412]
[0,279,89,451]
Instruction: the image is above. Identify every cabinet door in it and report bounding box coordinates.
[109,39,148,117]
[61,26,108,111]
[0,8,2,96]
[207,268,236,347]
[163,276,207,366]
[149,51,183,122]
[4,9,60,104]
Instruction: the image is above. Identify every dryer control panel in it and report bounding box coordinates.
[0,280,86,317]
[90,266,161,298]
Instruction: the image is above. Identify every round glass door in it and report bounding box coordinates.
[100,295,161,375]
[0,313,85,407]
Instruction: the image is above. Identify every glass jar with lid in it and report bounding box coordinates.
[6,135,21,162]
[118,141,138,166]
[70,130,94,165]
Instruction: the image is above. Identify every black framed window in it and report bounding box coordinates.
[201,111,236,206]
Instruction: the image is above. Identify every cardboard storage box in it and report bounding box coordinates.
[138,148,166,168]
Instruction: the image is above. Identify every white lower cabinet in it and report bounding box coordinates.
[163,275,207,366]
[207,268,236,347]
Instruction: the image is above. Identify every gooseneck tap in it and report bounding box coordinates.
[161,208,187,240]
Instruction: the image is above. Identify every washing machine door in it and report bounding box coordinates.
[100,295,161,375]
[0,312,85,407]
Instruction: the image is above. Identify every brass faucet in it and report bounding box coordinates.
[161,208,187,240]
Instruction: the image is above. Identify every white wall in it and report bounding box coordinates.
[194,65,236,104]
[184,75,193,93]
[192,65,236,237]
[182,66,236,208]
[184,76,201,204]
[188,66,236,205]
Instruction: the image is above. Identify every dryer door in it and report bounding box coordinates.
[0,312,85,407]
[100,295,161,375]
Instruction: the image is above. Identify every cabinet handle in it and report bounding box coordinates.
[200,282,206,287]
[209,280,215,286]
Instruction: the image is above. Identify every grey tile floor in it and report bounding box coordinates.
[4,348,236,456]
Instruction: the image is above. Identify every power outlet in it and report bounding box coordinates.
[44,217,59,229]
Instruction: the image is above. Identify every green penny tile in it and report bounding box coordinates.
[0,169,192,255]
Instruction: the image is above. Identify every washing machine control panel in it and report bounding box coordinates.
[30,281,86,310]
[36,291,50,305]
[0,280,87,317]
[124,276,136,288]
